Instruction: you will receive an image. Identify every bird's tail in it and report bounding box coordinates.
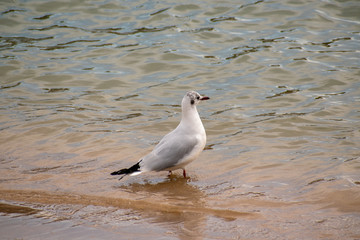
[110,161,142,180]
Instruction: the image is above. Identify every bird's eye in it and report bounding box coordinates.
[196,96,200,100]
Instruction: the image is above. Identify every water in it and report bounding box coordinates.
[1,0,360,239]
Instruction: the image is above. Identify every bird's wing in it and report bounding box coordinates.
[140,130,199,172]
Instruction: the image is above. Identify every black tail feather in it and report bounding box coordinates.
[110,161,141,178]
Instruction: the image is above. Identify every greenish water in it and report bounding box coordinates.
[1,0,360,239]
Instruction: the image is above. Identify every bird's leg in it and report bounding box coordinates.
[182,169,187,178]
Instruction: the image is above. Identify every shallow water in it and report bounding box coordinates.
[1,0,360,239]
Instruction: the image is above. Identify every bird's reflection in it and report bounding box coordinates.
[117,175,206,240]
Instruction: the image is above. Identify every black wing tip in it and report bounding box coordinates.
[110,168,129,175]
[110,161,141,176]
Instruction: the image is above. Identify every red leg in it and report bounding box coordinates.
[182,169,187,178]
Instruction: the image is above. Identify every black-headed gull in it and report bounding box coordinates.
[111,91,209,180]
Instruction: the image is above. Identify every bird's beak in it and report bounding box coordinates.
[200,96,210,101]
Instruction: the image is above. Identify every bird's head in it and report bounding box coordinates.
[182,91,210,108]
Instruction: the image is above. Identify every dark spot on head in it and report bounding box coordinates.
[190,99,195,105]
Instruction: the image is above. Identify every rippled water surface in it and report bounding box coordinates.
[1,0,360,239]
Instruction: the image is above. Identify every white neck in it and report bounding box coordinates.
[179,103,204,134]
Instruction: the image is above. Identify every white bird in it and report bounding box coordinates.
[111,90,209,180]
